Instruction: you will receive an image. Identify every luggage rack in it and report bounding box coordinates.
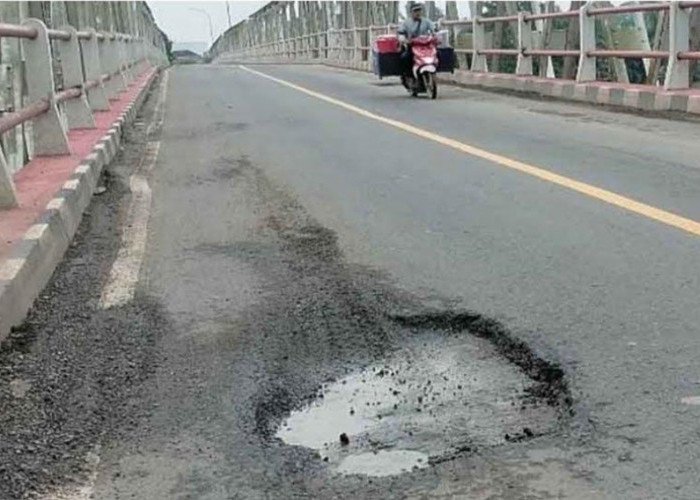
[372,33,456,79]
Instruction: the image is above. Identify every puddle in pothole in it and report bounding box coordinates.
[276,330,559,476]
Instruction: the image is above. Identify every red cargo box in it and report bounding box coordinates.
[373,35,399,54]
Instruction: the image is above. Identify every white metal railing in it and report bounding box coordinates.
[214,1,700,91]
[0,14,168,209]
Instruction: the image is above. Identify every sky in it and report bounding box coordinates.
[148,1,266,49]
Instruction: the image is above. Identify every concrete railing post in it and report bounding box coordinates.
[111,34,128,90]
[143,39,151,68]
[353,28,359,62]
[116,35,127,83]
[576,4,596,82]
[0,150,17,209]
[125,39,134,75]
[21,18,71,156]
[328,29,336,60]
[471,18,488,72]
[516,12,533,76]
[664,2,690,90]
[80,29,110,111]
[137,38,146,72]
[131,38,141,75]
[136,38,145,73]
[98,34,118,99]
[336,30,343,61]
[119,36,133,83]
[56,26,95,129]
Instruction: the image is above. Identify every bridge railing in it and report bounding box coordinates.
[213,1,700,92]
[0,3,168,209]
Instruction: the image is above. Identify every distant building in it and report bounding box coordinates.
[172,50,203,64]
[172,42,208,55]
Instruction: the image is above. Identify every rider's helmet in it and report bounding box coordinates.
[409,2,424,13]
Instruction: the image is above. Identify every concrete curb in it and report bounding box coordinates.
[439,72,700,115]
[223,57,700,116]
[0,68,159,340]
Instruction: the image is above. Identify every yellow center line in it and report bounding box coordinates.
[239,64,700,238]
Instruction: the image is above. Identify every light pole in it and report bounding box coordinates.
[189,7,214,45]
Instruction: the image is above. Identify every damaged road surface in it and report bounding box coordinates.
[3,64,700,499]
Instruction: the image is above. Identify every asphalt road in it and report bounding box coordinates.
[2,64,700,499]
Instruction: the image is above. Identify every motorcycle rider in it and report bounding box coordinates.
[397,2,436,77]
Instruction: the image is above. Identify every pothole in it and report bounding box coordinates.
[276,317,568,477]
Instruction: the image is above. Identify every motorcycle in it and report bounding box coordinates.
[400,35,439,99]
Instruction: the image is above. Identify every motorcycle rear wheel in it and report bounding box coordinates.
[402,75,418,96]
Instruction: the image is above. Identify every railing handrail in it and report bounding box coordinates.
[0,11,168,209]
[439,19,471,26]
[476,15,519,25]
[524,10,580,21]
[587,2,670,16]
[0,99,50,135]
[0,27,150,133]
[587,49,670,59]
[0,22,37,39]
[1,21,137,43]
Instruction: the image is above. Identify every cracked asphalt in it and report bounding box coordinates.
[2,64,700,499]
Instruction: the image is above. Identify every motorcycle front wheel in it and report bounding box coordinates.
[423,73,437,100]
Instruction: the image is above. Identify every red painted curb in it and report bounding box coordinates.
[0,69,157,260]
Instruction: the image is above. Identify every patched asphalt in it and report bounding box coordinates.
[2,64,700,499]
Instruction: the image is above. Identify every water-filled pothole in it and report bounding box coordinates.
[276,323,566,477]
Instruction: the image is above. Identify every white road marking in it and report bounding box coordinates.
[239,65,700,238]
[98,143,158,308]
[99,71,169,309]
[38,73,169,500]
[681,396,700,406]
